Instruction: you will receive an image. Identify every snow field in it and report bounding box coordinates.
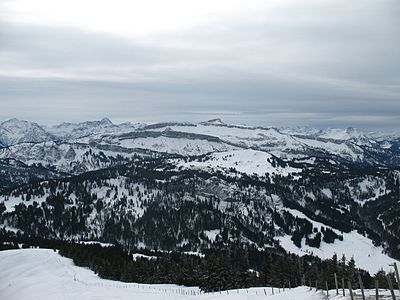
[278,208,400,274]
[0,249,344,300]
[177,149,300,177]
[147,123,365,161]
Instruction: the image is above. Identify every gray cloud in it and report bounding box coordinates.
[0,0,399,130]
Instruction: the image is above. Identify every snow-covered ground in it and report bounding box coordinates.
[176,149,301,177]
[115,135,235,156]
[0,249,345,300]
[278,208,400,274]
[146,123,366,161]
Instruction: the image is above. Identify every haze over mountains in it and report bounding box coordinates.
[0,117,399,274]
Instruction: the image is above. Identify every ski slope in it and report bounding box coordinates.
[0,249,343,300]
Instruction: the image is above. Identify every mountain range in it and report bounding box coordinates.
[0,117,399,273]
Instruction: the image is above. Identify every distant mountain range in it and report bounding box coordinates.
[1,118,399,166]
[0,118,399,273]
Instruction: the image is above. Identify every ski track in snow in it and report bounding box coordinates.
[0,249,347,300]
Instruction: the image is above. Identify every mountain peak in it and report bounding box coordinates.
[0,118,53,146]
[5,117,20,122]
[2,118,27,126]
[1,118,41,130]
[100,117,113,125]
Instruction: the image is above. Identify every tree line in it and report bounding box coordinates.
[0,234,397,292]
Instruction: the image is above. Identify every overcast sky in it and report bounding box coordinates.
[0,0,399,129]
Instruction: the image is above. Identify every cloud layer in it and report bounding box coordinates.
[0,0,399,129]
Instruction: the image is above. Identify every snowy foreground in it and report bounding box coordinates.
[1,249,398,300]
[0,249,341,300]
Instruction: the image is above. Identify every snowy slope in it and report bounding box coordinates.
[0,249,341,300]
[0,118,54,146]
[144,122,371,162]
[45,118,143,140]
[100,130,237,156]
[0,158,64,188]
[1,176,151,224]
[318,128,366,142]
[280,127,372,145]
[146,122,300,151]
[0,142,138,174]
[177,149,301,177]
[276,208,399,274]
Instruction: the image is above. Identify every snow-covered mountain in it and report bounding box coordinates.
[140,121,395,165]
[0,141,142,174]
[175,149,301,177]
[0,117,397,166]
[44,117,144,140]
[0,118,55,146]
[0,117,399,272]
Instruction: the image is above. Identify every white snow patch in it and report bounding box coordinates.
[80,241,114,247]
[278,208,400,274]
[204,229,220,241]
[132,253,157,261]
[177,149,300,177]
[321,188,332,198]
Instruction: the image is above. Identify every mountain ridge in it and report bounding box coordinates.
[0,117,399,272]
